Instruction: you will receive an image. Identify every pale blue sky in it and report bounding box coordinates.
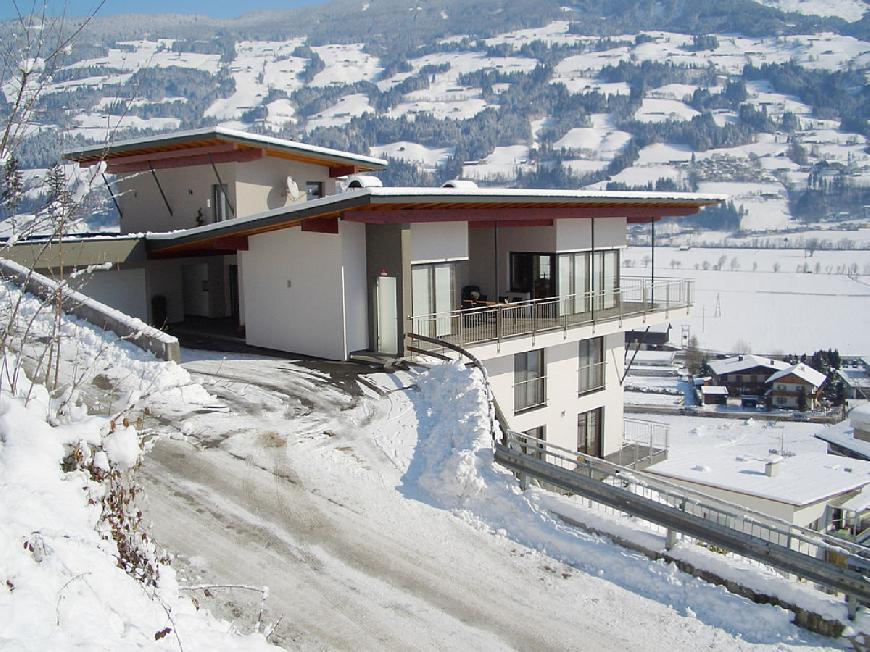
[2,0,325,20]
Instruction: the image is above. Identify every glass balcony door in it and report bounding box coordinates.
[412,263,454,338]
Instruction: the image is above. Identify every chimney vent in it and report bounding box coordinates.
[765,459,781,477]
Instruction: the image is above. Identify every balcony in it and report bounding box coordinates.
[408,276,693,351]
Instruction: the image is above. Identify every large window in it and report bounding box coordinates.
[411,263,454,337]
[558,252,590,313]
[579,337,605,395]
[593,249,619,310]
[212,184,230,222]
[514,349,546,413]
[510,253,555,299]
[556,249,620,313]
[577,407,603,457]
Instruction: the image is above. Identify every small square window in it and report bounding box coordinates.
[306,181,324,200]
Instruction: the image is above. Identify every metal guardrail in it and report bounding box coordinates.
[0,258,180,362]
[409,277,693,351]
[495,430,870,606]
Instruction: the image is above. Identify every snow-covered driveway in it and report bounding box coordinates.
[139,352,837,651]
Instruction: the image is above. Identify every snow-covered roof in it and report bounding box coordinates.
[64,126,387,170]
[838,367,870,390]
[815,419,870,460]
[839,484,870,513]
[701,385,729,396]
[707,355,789,376]
[632,350,676,366]
[648,450,870,507]
[767,362,827,388]
[852,405,870,432]
[363,186,726,204]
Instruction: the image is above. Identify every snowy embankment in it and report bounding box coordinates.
[405,361,862,636]
[0,281,275,650]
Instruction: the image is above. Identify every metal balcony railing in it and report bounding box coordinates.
[608,417,670,468]
[496,429,870,607]
[409,276,693,351]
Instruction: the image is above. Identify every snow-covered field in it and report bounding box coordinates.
[370,141,454,169]
[759,0,867,21]
[305,93,374,130]
[310,43,382,87]
[624,246,870,354]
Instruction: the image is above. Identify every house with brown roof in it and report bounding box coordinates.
[766,362,828,411]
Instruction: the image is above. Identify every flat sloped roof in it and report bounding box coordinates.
[649,450,870,507]
[145,186,725,257]
[63,126,387,171]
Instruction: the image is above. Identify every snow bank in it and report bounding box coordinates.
[405,361,842,642]
[0,385,275,651]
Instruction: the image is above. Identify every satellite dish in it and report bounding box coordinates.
[284,176,305,202]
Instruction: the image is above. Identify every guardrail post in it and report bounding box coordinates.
[666,528,678,550]
[519,471,529,491]
[848,594,858,620]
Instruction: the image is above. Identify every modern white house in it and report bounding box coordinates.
[648,449,870,533]
[3,127,725,463]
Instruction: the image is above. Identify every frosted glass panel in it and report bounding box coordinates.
[412,266,431,336]
[603,250,617,309]
[434,264,453,336]
[558,255,572,314]
[376,276,398,355]
[574,253,589,313]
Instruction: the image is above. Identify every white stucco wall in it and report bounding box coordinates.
[181,262,211,317]
[410,221,469,264]
[340,221,368,354]
[146,259,185,324]
[115,162,238,235]
[76,268,148,322]
[116,156,338,235]
[484,332,625,456]
[234,156,337,216]
[555,217,626,251]
[241,227,346,359]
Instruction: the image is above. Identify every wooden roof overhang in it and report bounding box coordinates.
[145,191,722,259]
[64,130,385,177]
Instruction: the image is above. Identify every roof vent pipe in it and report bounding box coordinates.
[765,458,781,477]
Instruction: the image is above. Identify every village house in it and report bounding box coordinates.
[647,449,870,536]
[816,405,870,462]
[766,362,827,410]
[2,128,724,464]
[706,354,789,398]
[837,356,870,400]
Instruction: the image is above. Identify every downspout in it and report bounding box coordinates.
[650,216,656,306]
[493,223,499,298]
[590,216,595,323]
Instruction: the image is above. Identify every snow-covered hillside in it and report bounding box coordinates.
[7,0,866,236]
[0,280,276,650]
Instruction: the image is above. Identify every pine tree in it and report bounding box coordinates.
[1,155,23,215]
